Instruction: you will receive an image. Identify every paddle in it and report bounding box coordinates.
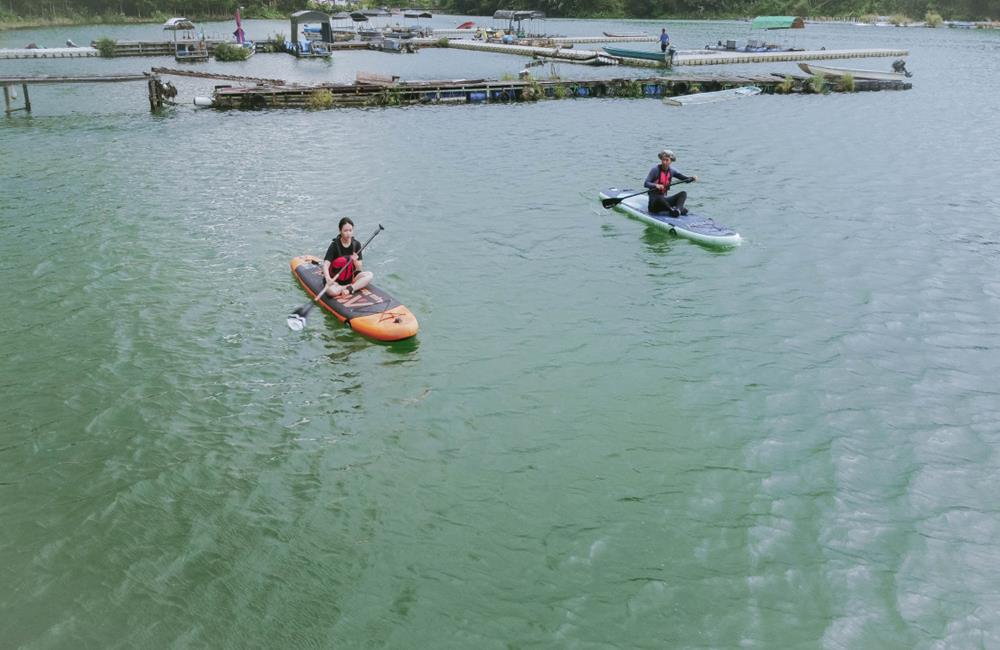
[601,178,692,209]
[286,224,384,331]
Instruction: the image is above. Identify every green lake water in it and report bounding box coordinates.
[2,17,1000,648]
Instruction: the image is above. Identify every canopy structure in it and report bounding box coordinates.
[290,10,331,43]
[750,16,805,29]
[163,17,196,30]
[492,10,545,35]
[492,10,545,21]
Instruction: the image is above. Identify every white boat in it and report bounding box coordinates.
[797,62,909,81]
[663,85,761,106]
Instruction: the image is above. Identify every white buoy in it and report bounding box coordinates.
[193,96,214,107]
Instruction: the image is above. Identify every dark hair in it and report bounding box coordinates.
[338,217,354,231]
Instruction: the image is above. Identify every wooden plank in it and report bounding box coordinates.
[0,74,149,85]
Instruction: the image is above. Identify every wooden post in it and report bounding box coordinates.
[3,85,10,116]
[147,76,162,111]
[22,83,30,112]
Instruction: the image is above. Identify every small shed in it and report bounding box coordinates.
[750,16,805,29]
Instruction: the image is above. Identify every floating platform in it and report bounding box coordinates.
[443,40,907,68]
[675,47,909,66]
[200,72,909,110]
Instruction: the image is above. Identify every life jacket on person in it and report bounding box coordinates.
[331,257,355,283]
[654,167,672,194]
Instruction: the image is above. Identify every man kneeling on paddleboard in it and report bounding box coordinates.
[323,217,374,297]
[644,149,697,217]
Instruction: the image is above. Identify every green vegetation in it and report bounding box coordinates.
[94,36,116,57]
[307,89,334,110]
[378,87,403,106]
[442,0,998,20]
[521,79,544,101]
[837,72,856,91]
[436,37,449,48]
[776,75,796,93]
[807,73,827,94]
[925,10,944,26]
[2,0,998,27]
[613,79,644,98]
[552,85,569,99]
[213,41,251,62]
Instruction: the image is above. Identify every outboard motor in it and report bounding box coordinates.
[892,59,912,77]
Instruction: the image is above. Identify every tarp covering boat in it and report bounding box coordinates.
[163,17,196,30]
[750,16,805,29]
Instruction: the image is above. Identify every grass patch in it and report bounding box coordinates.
[552,85,568,99]
[837,72,856,92]
[436,37,449,47]
[925,11,944,27]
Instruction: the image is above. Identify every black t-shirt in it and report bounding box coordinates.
[324,237,362,281]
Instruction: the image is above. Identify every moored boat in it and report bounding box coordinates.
[797,62,910,81]
[601,46,668,62]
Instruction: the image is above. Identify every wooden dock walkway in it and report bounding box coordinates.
[2,73,171,115]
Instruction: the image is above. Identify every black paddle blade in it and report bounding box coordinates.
[601,197,622,209]
[287,301,316,331]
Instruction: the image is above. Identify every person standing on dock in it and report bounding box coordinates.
[324,217,374,297]
[645,149,696,216]
[659,28,670,53]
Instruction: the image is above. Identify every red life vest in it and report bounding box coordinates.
[331,256,354,283]
[656,167,672,194]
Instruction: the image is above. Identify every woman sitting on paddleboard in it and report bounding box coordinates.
[644,149,697,217]
[323,217,374,297]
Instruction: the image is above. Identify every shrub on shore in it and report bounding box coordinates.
[926,11,944,26]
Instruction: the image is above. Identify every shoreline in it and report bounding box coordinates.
[1,11,986,32]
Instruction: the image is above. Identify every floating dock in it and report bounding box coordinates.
[443,40,908,68]
[200,72,909,110]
